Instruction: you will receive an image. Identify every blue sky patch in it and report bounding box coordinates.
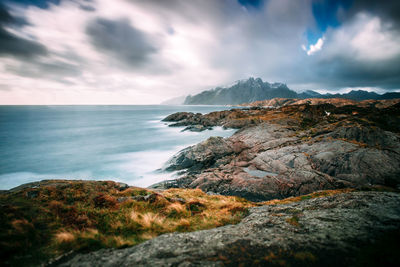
[238,0,263,9]
[306,0,353,45]
[5,0,61,9]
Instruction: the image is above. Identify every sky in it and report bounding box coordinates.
[0,0,399,104]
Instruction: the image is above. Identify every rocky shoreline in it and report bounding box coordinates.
[156,99,400,201]
[2,98,400,266]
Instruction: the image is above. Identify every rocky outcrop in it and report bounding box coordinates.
[163,99,400,133]
[164,136,237,172]
[242,97,400,109]
[156,101,400,201]
[162,108,260,131]
[57,191,400,266]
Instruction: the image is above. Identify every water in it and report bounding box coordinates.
[0,105,236,190]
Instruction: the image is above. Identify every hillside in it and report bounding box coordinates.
[0,180,251,266]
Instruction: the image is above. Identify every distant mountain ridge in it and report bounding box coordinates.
[182,77,400,105]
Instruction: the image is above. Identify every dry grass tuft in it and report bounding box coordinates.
[140,232,158,240]
[165,202,188,218]
[55,231,75,243]
[139,213,165,229]
[261,188,354,205]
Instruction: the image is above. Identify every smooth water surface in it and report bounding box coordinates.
[0,105,235,189]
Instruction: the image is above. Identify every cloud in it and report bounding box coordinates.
[0,0,400,104]
[86,17,157,68]
[303,36,325,55]
[5,59,81,79]
[322,13,400,62]
[349,15,400,61]
[343,0,400,26]
[306,12,400,89]
[0,3,48,58]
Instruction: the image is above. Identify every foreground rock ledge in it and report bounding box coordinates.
[58,191,400,266]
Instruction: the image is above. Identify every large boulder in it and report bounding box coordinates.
[164,137,238,172]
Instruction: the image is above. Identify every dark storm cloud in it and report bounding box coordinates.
[300,0,400,91]
[310,0,400,26]
[0,2,84,83]
[86,17,157,67]
[6,59,82,79]
[0,3,48,58]
[343,0,400,26]
[79,5,95,12]
[311,55,400,90]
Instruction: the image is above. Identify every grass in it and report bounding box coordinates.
[0,180,253,266]
[0,180,365,266]
[261,188,355,205]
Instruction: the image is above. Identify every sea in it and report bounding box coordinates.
[0,105,236,190]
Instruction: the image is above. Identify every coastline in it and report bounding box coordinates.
[2,98,400,266]
[150,99,400,201]
[0,105,235,190]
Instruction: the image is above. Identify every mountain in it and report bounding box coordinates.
[300,90,400,101]
[297,90,322,98]
[183,78,400,105]
[184,77,297,105]
[379,92,400,99]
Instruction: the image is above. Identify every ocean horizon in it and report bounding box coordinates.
[0,105,235,190]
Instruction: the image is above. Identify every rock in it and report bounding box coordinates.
[181,125,213,132]
[159,102,400,201]
[162,112,197,122]
[117,197,129,203]
[26,190,39,199]
[326,125,400,149]
[57,191,400,266]
[148,179,181,190]
[164,136,236,172]
[206,191,221,196]
[115,182,129,191]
